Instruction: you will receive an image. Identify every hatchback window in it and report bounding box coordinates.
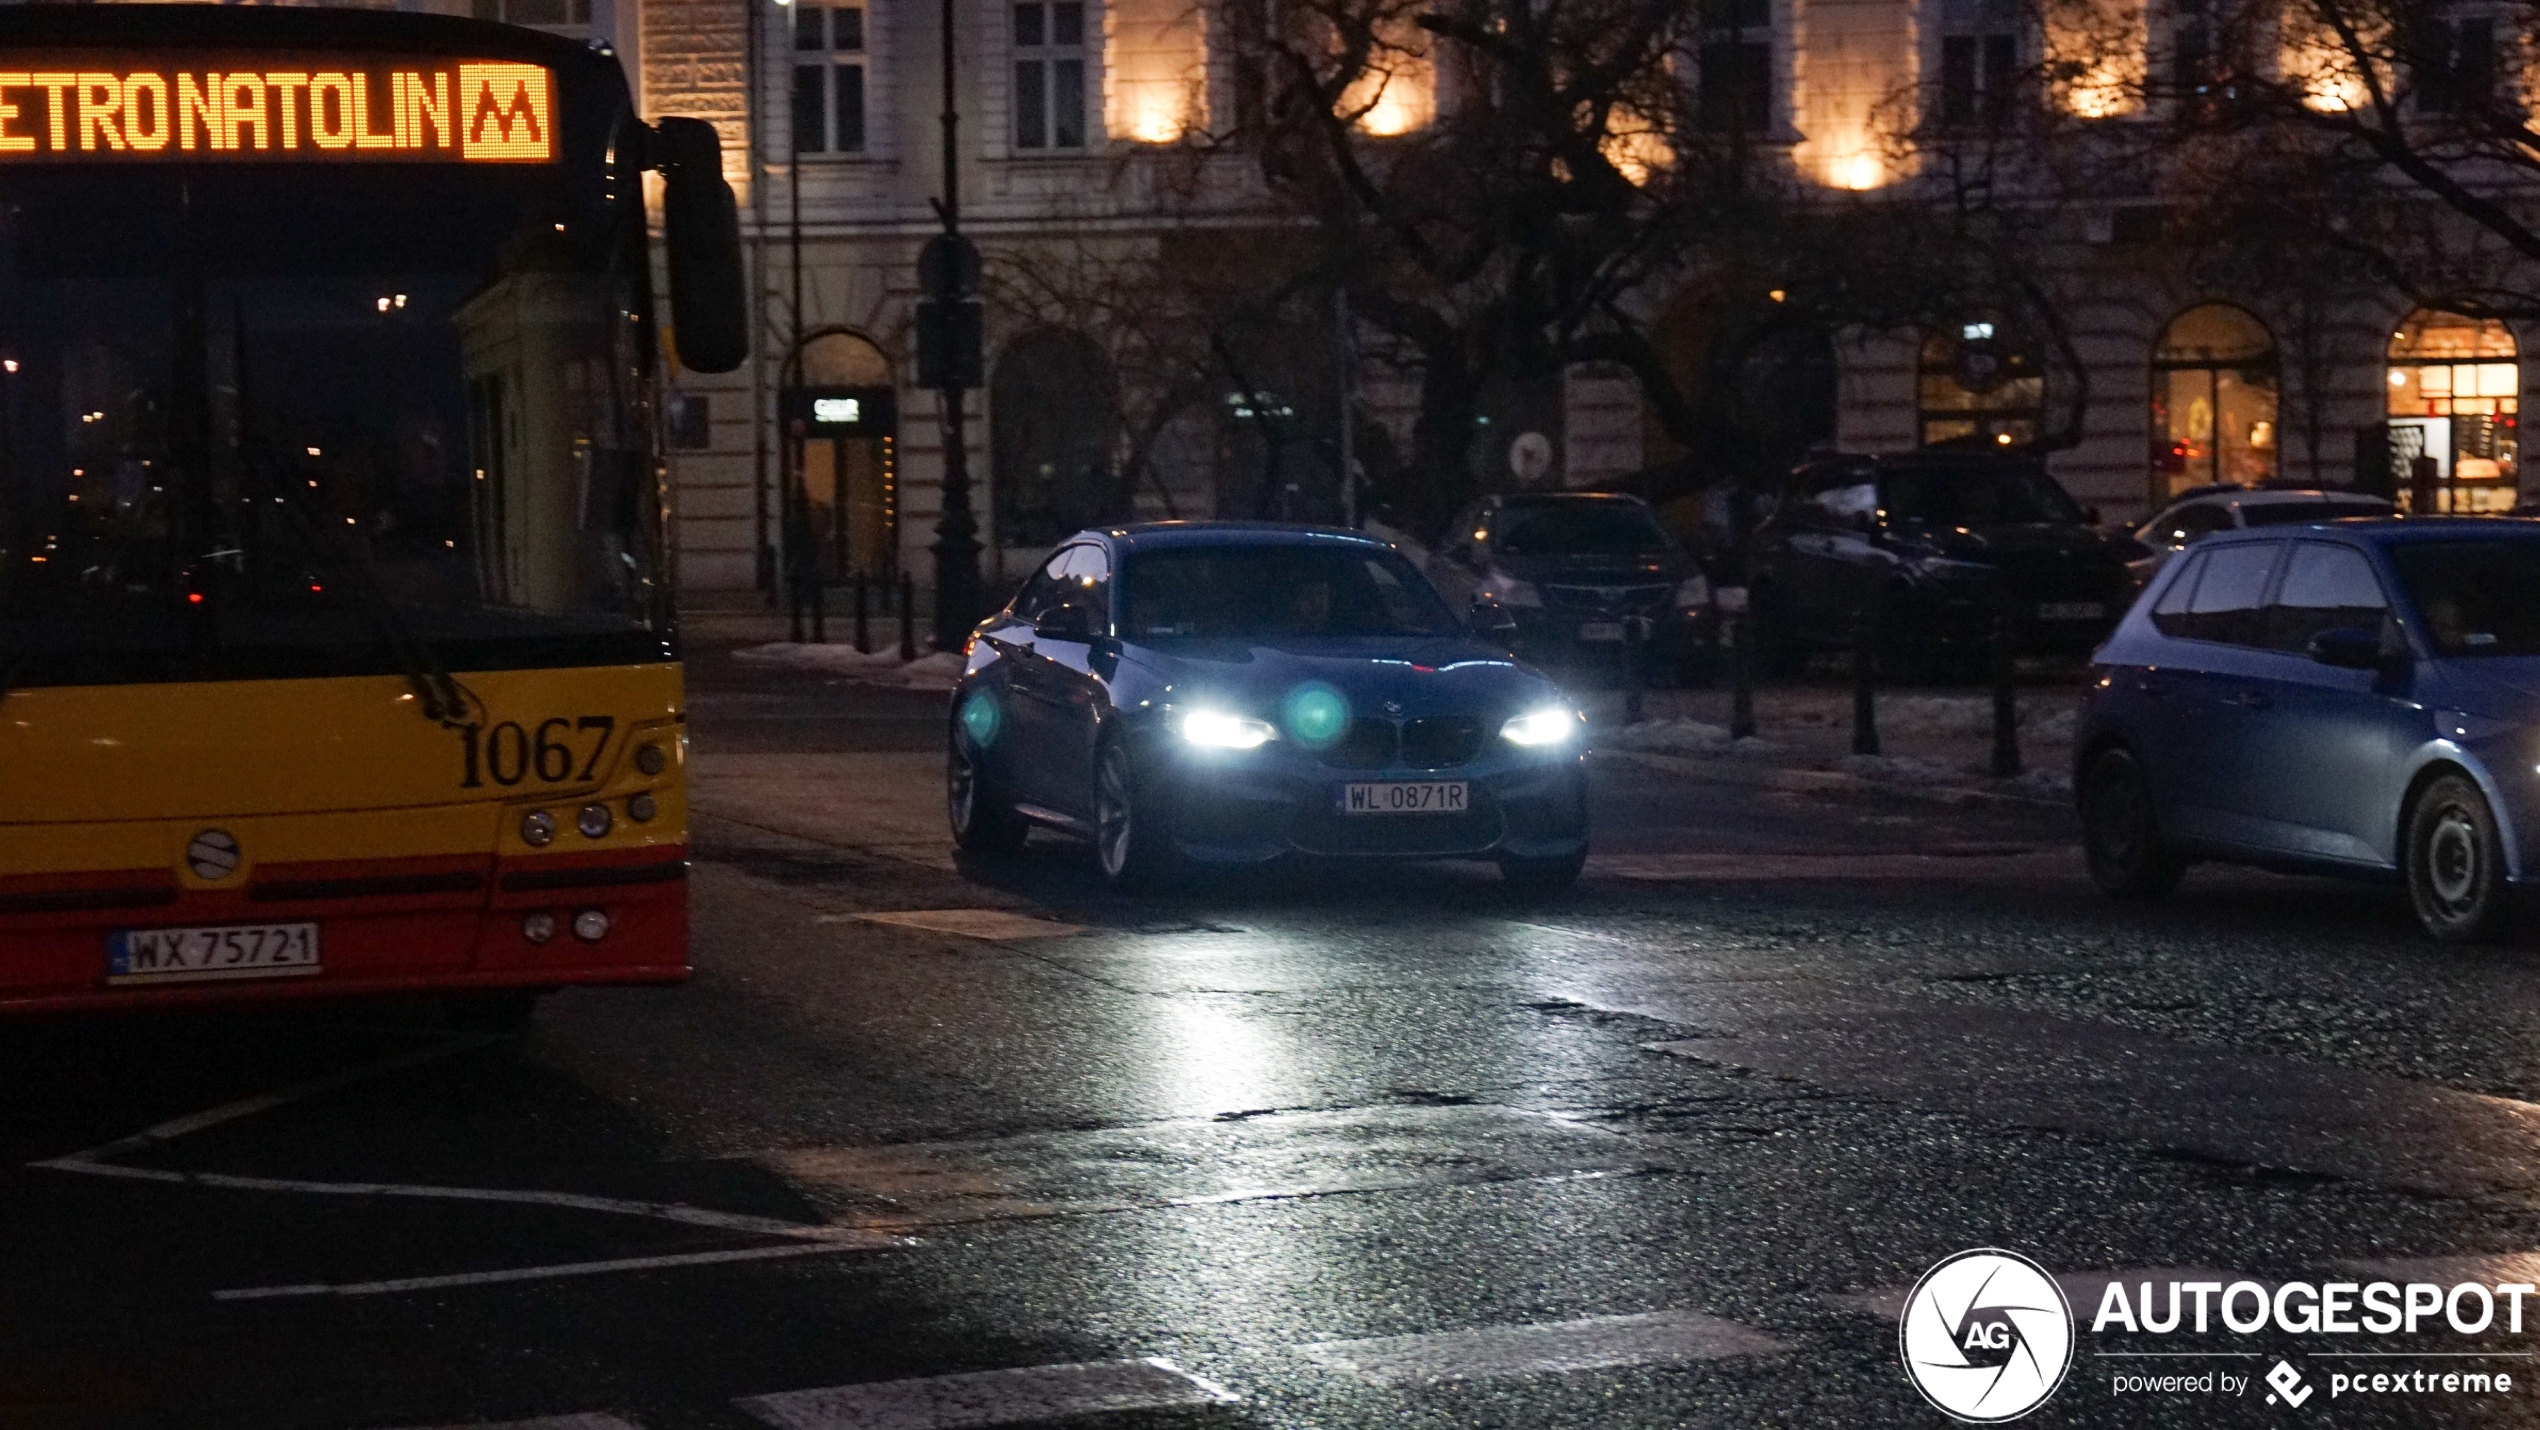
[2143,502,2232,548]
[2173,541,2279,645]
[2390,538,2540,656]
[1491,501,1673,557]
[2264,544,2388,652]
[1878,464,2083,527]
[2148,551,2206,638]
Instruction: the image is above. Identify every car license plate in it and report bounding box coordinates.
[1340,781,1469,816]
[2038,601,2105,621]
[108,923,321,984]
[1578,622,1626,642]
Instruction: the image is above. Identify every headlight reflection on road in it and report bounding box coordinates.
[1180,710,1278,749]
[1501,707,1582,746]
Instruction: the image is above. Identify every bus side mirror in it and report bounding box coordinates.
[654,118,748,375]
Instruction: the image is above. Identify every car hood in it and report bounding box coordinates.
[1489,552,1688,585]
[1126,636,1566,721]
[1894,523,2144,567]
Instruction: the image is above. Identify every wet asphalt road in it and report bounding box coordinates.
[12,650,2540,1428]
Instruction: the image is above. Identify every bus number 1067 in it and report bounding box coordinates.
[458,717,616,788]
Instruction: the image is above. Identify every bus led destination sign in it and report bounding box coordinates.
[0,58,552,163]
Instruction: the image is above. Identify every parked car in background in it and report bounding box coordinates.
[1425,492,1710,681]
[949,523,1592,894]
[2130,485,2394,585]
[2077,519,2540,942]
[1749,451,2144,679]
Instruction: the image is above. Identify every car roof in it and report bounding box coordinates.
[2167,488,2391,508]
[1090,521,1398,555]
[2193,516,2539,548]
[1493,491,1652,508]
[1797,451,2046,478]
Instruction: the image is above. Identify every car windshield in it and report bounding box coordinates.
[1879,465,2084,527]
[1119,544,1462,640]
[1492,501,1671,557]
[2390,539,2540,657]
[2242,500,2392,527]
[0,161,662,689]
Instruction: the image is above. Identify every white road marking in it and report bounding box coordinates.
[218,1241,878,1301]
[1296,1309,1785,1384]
[392,1415,646,1430]
[830,909,1086,941]
[735,1357,1235,1430]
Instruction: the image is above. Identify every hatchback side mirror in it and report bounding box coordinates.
[2309,626,2396,671]
[655,118,748,374]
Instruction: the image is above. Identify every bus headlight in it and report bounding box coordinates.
[520,810,556,846]
[635,743,668,775]
[578,804,613,839]
[1180,710,1277,749]
[1501,707,1581,746]
[628,792,658,823]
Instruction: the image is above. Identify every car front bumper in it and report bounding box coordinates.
[1147,742,1590,866]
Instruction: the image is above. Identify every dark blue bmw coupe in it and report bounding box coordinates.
[947,523,1591,892]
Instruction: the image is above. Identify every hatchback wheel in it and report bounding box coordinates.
[2080,746,2183,899]
[948,731,1027,855]
[2408,774,2515,943]
[1092,739,1177,892]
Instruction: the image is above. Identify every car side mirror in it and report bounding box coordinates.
[2308,626,2392,671]
[1036,604,1095,643]
[1470,602,1520,647]
[654,118,749,374]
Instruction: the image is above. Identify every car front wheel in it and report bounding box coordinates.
[2080,746,2183,899]
[1092,738,1177,892]
[2408,774,2516,943]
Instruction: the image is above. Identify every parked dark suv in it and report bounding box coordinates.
[1426,492,1711,679]
[1750,452,2145,677]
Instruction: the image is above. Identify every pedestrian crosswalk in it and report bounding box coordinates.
[1297,1309,1786,1385]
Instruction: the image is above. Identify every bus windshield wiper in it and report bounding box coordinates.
[229,310,478,729]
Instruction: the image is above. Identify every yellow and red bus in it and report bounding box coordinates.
[0,6,744,1016]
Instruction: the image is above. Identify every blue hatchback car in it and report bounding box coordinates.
[947,523,1592,893]
[2078,518,2540,941]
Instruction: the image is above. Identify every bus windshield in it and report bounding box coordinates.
[0,160,663,689]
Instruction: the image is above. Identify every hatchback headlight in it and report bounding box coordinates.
[1180,710,1278,749]
[1501,707,1581,746]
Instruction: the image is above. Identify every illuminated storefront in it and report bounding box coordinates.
[2386,309,2518,513]
[2151,302,2278,499]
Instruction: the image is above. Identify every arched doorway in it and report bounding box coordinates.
[788,330,897,581]
[1919,316,2044,449]
[2388,309,2519,513]
[2151,303,2278,499]
[991,328,1119,548]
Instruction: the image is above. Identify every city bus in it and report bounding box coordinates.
[0,5,745,1016]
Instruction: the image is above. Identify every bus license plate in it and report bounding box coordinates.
[2038,601,2104,621]
[1341,781,1469,816]
[1578,622,1627,642]
[108,923,321,984]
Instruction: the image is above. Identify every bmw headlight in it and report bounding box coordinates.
[1180,710,1278,749]
[1500,706,1582,746]
[1477,573,1543,608]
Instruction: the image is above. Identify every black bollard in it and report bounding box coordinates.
[811,573,827,645]
[1990,605,2023,778]
[853,571,871,655]
[1728,610,1756,740]
[899,572,918,661]
[1851,603,1880,757]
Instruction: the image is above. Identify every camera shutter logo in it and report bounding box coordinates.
[186,830,241,882]
[1899,1248,2074,1422]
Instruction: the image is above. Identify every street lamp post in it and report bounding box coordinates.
[923,0,985,651]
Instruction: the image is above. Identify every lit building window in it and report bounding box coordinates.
[2387,310,2518,510]
[794,5,868,155]
[1014,2,1089,150]
[2150,303,2278,498]
[1696,0,1772,134]
[1919,316,2042,448]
